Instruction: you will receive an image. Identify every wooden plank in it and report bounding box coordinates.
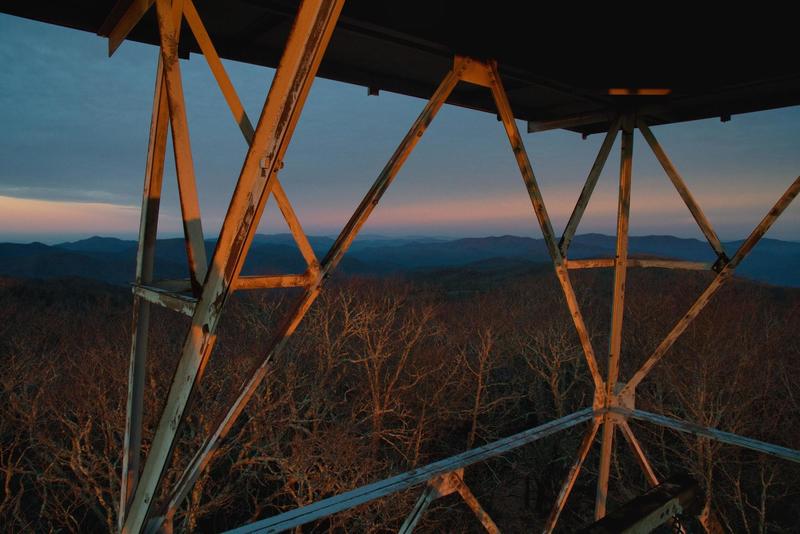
[122,2,345,531]
[620,409,800,464]
[155,0,208,293]
[624,175,800,394]
[223,409,594,533]
[488,60,605,396]
[120,53,168,530]
[544,418,600,533]
[163,62,464,522]
[559,117,620,256]
[638,120,727,262]
[131,284,197,316]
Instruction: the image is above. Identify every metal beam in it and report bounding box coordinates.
[155,0,208,293]
[637,120,727,263]
[488,60,605,397]
[618,419,659,487]
[223,409,594,533]
[596,115,634,520]
[183,0,319,273]
[131,283,198,316]
[182,0,254,141]
[619,409,800,464]
[234,273,313,290]
[161,60,465,522]
[607,118,633,395]
[566,259,711,271]
[544,418,601,533]
[624,174,800,394]
[398,484,438,534]
[399,469,499,534]
[455,476,501,534]
[119,53,169,531]
[559,117,621,256]
[122,1,345,531]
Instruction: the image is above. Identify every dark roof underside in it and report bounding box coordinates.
[3,1,800,134]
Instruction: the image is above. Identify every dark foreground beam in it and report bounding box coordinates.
[580,474,701,534]
[224,408,595,533]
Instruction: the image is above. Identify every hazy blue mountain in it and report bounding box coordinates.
[57,236,138,254]
[0,233,797,287]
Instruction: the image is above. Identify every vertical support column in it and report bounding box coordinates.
[119,55,169,531]
[595,113,634,520]
[607,115,633,397]
[122,1,345,532]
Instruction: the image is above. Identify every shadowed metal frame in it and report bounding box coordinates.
[109,1,800,533]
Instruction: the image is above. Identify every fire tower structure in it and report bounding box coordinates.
[3,1,800,532]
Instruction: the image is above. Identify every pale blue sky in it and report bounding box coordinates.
[1,13,798,243]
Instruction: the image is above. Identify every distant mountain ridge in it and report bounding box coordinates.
[1,233,798,287]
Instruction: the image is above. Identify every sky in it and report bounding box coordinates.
[1,13,799,244]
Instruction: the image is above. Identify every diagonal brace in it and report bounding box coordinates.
[159,60,466,523]
[487,60,605,397]
[624,174,800,394]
